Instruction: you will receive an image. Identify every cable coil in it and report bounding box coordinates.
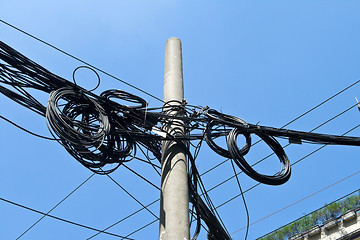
[2,39,360,239]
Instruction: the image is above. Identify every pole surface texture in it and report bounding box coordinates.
[159,37,190,240]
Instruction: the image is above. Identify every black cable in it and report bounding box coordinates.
[205,110,291,185]
[233,169,360,237]
[230,159,249,240]
[256,187,360,239]
[200,125,360,239]
[215,123,360,211]
[16,173,95,239]
[105,173,159,220]
[122,164,160,191]
[200,79,360,176]
[280,79,360,129]
[228,126,290,185]
[204,103,358,196]
[0,19,164,103]
[88,140,212,240]
[86,198,160,239]
[0,196,134,239]
[122,218,158,240]
[127,155,161,170]
[2,32,360,240]
[3,37,357,186]
[0,114,55,140]
[175,136,232,239]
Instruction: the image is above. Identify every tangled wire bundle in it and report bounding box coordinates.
[204,109,291,185]
[2,40,360,239]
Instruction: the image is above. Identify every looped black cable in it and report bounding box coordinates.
[227,127,291,185]
[100,89,147,109]
[206,109,248,127]
[46,87,135,174]
[205,109,250,159]
[205,109,291,185]
[46,87,109,147]
[162,99,186,114]
[4,38,360,238]
[205,120,251,159]
[72,66,100,92]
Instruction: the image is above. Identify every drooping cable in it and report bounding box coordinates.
[0,114,55,140]
[230,159,249,240]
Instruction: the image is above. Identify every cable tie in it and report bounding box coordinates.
[199,106,209,115]
[355,97,360,112]
[193,106,209,118]
[151,126,167,138]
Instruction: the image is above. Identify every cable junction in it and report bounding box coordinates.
[1,40,360,239]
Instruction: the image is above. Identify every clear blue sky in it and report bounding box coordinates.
[1,1,360,239]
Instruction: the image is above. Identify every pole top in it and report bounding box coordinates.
[166,37,181,43]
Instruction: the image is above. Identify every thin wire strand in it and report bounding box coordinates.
[199,80,360,175]
[2,18,360,240]
[105,174,159,220]
[215,123,360,210]
[88,107,360,240]
[122,164,160,190]
[16,173,95,239]
[0,196,134,239]
[0,114,56,140]
[86,198,159,239]
[256,187,360,239]
[230,159,249,240]
[204,103,357,195]
[0,19,163,103]
[230,169,360,236]
[122,219,158,240]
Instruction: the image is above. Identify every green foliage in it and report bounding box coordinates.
[259,191,360,240]
[340,194,360,214]
[317,202,342,222]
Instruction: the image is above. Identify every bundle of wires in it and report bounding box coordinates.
[204,109,291,185]
[46,87,136,174]
[2,40,360,239]
[0,40,161,174]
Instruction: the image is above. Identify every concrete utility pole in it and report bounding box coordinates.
[159,37,190,240]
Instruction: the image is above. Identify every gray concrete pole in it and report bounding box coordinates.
[159,37,190,240]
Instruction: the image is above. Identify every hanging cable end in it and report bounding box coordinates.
[356,97,360,112]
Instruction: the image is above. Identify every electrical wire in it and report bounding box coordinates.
[0,114,56,140]
[196,125,360,238]
[86,198,160,239]
[1,34,360,239]
[16,173,95,239]
[214,123,360,211]
[256,187,360,239]
[230,159,249,240]
[204,103,358,196]
[122,163,160,190]
[231,169,360,237]
[199,79,360,176]
[0,196,134,239]
[105,174,159,220]
[0,19,164,103]
[122,218,158,240]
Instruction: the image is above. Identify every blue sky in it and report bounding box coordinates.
[1,1,360,239]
